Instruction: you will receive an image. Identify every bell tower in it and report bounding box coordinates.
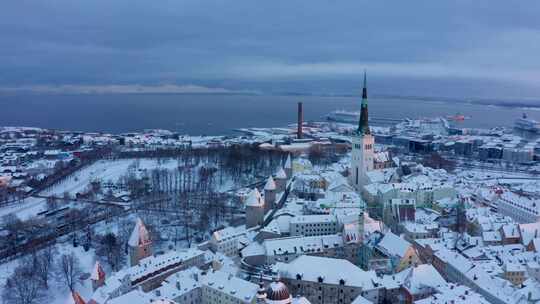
[351,71,374,189]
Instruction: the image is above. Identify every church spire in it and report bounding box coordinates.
[358,71,370,135]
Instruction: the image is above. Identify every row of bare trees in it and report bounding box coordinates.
[116,146,286,249]
[2,246,82,304]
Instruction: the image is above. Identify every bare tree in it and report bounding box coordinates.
[57,253,81,292]
[33,246,56,288]
[2,264,45,304]
[97,233,123,271]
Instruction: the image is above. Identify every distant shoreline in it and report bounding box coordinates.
[2,91,540,109]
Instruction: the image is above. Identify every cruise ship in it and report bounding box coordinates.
[514,113,540,133]
[326,110,359,123]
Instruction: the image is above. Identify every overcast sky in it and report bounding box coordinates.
[2,1,540,98]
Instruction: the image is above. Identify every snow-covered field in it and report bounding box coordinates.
[0,159,183,222]
[0,196,47,222]
[43,158,179,197]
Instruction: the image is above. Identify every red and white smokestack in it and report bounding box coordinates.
[297,102,303,139]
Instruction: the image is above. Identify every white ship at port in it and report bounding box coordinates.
[326,110,360,123]
[514,113,540,133]
[325,110,406,125]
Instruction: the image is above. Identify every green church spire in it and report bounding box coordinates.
[358,71,370,135]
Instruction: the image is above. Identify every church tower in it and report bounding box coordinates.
[128,218,152,266]
[351,71,374,189]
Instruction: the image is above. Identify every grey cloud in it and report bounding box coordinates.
[1,0,540,97]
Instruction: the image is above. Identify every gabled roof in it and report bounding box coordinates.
[377,232,411,258]
[399,264,446,295]
[277,255,377,289]
[520,222,540,246]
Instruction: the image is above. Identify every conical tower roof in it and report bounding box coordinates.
[264,176,277,191]
[284,154,292,169]
[275,168,287,179]
[90,261,105,281]
[246,188,264,207]
[128,218,151,247]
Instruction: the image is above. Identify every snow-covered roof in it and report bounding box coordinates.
[155,267,201,301]
[246,188,264,207]
[373,151,390,163]
[201,270,258,302]
[266,281,292,304]
[277,255,377,290]
[284,154,292,169]
[519,222,540,246]
[482,231,502,242]
[212,226,247,242]
[264,234,343,257]
[290,214,336,225]
[107,289,152,304]
[376,232,411,258]
[415,284,490,304]
[398,264,447,295]
[499,191,540,214]
[129,249,205,282]
[351,295,373,304]
[128,218,151,247]
[500,224,520,238]
[241,241,266,258]
[276,168,287,179]
[264,176,277,191]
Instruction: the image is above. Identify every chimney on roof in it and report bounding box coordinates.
[297,102,303,139]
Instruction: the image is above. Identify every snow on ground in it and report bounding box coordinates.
[0,159,182,222]
[0,242,98,304]
[0,196,47,223]
[1,157,250,222]
[51,244,97,304]
[43,158,179,197]
[457,168,538,180]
